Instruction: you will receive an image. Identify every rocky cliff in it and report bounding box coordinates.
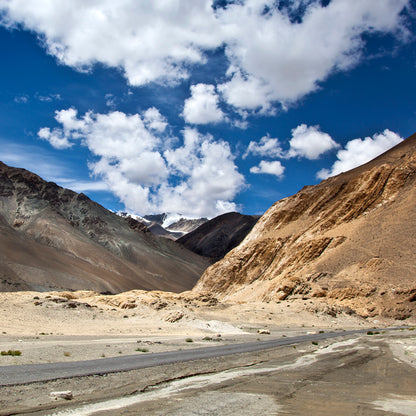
[0,162,210,293]
[195,133,416,320]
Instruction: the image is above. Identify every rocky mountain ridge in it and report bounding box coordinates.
[118,212,208,240]
[195,133,416,320]
[0,161,209,293]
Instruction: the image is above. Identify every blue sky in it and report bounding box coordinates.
[0,0,415,220]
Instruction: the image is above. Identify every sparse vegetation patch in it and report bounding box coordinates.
[136,347,149,353]
[1,350,22,356]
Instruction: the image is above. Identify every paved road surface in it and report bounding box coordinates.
[0,329,379,386]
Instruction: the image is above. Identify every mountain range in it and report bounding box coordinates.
[195,133,416,320]
[0,162,210,293]
[1,132,415,321]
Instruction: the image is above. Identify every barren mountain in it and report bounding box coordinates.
[130,214,208,240]
[195,133,416,320]
[178,212,259,261]
[166,218,208,236]
[0,162,210,293]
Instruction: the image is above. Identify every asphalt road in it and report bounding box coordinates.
[0,328,378,386]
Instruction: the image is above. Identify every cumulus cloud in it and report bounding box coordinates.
[245,124,338,175]
[0,0,224,86]
[143,107,168,132]
[287,124,339,160]
[244,135,283,159]
[182,84,225,125]
[38,126,74,149]
[0,0,410,111]
[218,71,275,114]
[38,108,245,217]
[218,0,410,110]
[317,129,403,179]
[250,160,285,177]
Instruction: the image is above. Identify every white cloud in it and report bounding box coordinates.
[218,71,275,114]
[287,124,339,160]
[14,95,28,103]
[38,126,74,149]
[218,0,410,110]
[245,124,338,163]
[0,0,224,86]
[143,107,168,132]
[1,0,409,111]
[182,84,225,125]
[244,135,283,159]
[38,109,245,218]
[317,129,403,179]
[162,128,245,216]
[36,93,62,102]
[250,160,285,178]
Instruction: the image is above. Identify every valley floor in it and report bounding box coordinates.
[0,291,415,415]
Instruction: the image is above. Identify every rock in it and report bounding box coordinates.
[50,391,73,400]
[165,311,184,323]
[150,299,168,310]
[257,329,270,334]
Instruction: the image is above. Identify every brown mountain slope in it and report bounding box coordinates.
[195,133,416,320]
[0,162,210,293]
[177,212,259,261]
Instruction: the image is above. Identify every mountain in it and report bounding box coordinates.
[143,213,167,225]
[195,133,416,320]
[131,214,208,240]
[178,212,259,261]
[146,222,183,240]
[166,217,208,239]
[0,162,210,293]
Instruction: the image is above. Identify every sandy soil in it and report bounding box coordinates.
[0,290,415,415]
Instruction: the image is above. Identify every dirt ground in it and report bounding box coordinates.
[0,291,415,415]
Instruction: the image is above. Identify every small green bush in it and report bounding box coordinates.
[311,341,318,345]
[1,350,22,356]
[367,331,374,335]
[185,338,193,343]
[136,347,149,353]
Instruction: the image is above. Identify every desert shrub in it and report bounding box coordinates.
[185,338,193,343]
[136,347,149,353]
[1,350,21,356]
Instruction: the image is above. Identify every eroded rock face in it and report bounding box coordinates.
[195,133,416,319]
[0,162,210,293]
